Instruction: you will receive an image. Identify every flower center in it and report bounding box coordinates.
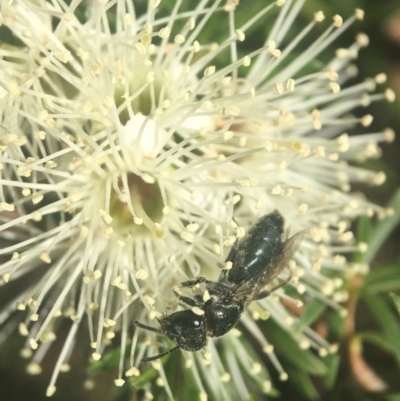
[109,172,164,236]
[114,66,168,124]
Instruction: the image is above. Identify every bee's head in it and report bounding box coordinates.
[135,309,207,362]
[159,309,206,351]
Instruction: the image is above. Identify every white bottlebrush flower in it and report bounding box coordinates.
[0,0,395,399]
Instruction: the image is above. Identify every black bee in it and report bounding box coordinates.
[135,210,302,361]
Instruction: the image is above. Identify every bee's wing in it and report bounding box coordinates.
[234,230,304,307]
[280,229,304,264]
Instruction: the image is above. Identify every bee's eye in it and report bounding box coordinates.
[170,310,202,335]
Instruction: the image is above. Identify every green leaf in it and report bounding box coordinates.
[285,364,319,400]
[362,262,400,294]
[264,319,327,375]
[361,188,400,264]
[364,294,400,369]
[163,350,198,401]
[297,298,326,330]
[353,216,372,263]
[111,383,131,401]
[322,353,340,389]
[375,394,400,401]
[87,348,121,374]
[129,366,159,389]
[390,293,400,316]
[358,331,395,354]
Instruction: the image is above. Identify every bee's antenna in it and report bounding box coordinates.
[134,320,162,334]
[141,345,180,362]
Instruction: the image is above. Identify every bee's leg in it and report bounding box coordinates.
[193,294,204,303]
[173,288,202,307]
[254,289,270,300]
[206,281,234,303]
[206,281,230,295]
[255,268,292,300]
[181,276,213,287]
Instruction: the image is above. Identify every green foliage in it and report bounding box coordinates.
[130,367,159,389]
[88,349,122,374]
[297,298,327,330]
[390,293,400,316]
[364,295,400,369]
[351,187,400,397]
[322,354,341,389]
[285,364,320,400]
[264,319,327,375]
[361,189,400,265]
[362,263,400,295]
